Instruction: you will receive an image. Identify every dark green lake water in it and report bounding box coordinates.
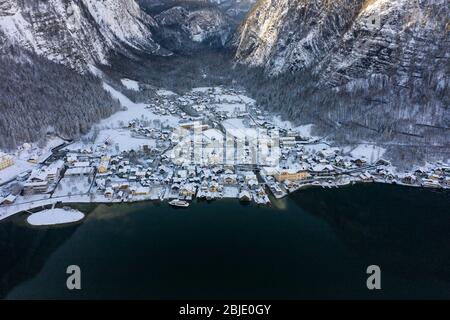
[1,184,449,299]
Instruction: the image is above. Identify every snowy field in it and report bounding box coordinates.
[222,118,259,141]
[102,83,179,129]
[157,89,177,97]
[222,118,249,130]
[272,116,315,138]
[64,83,179,154]
[94,129,156,154]
[303,143,333,153]
[223,186,239,198]
[215,103,246,113]
[53,176,92,198]
[191,87,212,93]
[27,208,84,226]
[121,78,140,91]
[345,144,386,163]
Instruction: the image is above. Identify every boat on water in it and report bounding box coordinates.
[169,199,190,208]
[421,179,442,189]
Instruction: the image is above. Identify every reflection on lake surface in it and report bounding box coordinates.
[0,184,449,299]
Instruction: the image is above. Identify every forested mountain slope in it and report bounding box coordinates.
[0,0,165,72]
[235,0,450,155]
[0,46,120,149]
[0,0,242,149]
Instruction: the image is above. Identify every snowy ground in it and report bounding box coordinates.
[0,160,34,185]
[121,78,140,91]
[215,103,246,113]
[53,176,92,198]
[102,83,179,129]
[303,143,332,153]
[156,89,177,97]
[191,87,212,93]
[345,144,386,163]
[222,118,249,130]
[27,208,84,226]
[94,129,156,154]
[64,82,179,154]
[223,186,239,198]
[272,116,315,138]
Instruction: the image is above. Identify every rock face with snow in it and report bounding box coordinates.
[154,5,232,53]
[0,0,166,71]
[209,0,256,19]
[236,0,449,87]
[138,0,239,53]
[235,0,449,155]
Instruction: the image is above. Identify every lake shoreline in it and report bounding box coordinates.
[2,181,448,225]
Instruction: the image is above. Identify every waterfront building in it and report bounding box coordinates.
[275,169,311,182]
[239,189,252,202]
[400,174,417,185]
[223,174,238,185]
[311,164,335,177]
[23,181,48,195]
[179,184,197,198]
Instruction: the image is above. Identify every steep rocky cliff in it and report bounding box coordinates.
[138,0,240,53]
[154,5,232,53]
[0,0,166,71]
[237,0,449,87]
[235,0,449,157]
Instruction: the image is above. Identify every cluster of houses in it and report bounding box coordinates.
[381,164,450,188]
[1,86,450,212]
[145,95,190,121]
[92,152,270,203]
[180,87,254,122]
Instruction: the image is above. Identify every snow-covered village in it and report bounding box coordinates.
[1,0,449,301]
[1,79,449,223]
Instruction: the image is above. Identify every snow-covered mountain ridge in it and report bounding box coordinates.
[234,0,449,158]
[154,5,232,53]
[236,0,449,88]
[0,0,246,70]
[0,0,166,72]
